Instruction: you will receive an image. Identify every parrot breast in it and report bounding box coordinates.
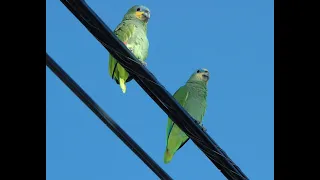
[183,83,207,122]
[125,20,149,62]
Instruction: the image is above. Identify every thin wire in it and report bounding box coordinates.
[46,53,173,180]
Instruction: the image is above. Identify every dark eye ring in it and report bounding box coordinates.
[197,70,200,73]
[137,8,141,11]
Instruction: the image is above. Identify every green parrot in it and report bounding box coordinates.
[108,5,150,93]
[164,68,210,164]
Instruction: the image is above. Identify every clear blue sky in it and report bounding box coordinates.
[46,0,273,179]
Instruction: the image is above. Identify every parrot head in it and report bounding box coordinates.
[188,68,210,84]
[125,5,151,23]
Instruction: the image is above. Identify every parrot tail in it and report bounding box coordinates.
[119,78,127,93]
[164,148,173,164]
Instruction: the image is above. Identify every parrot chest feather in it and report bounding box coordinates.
[117,20,149,62]
[184,84,207,122]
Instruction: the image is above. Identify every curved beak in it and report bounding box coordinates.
[202,73,210,81]
[143,12,150,19]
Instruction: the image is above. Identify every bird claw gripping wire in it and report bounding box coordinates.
[141,61,147,66]
[201,125,207,132]
[194,120,207,132]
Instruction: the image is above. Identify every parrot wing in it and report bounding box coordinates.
[108,22,137,82]
[166,85,190,148]
[114,21,137,44]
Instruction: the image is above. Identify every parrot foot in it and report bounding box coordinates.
[194,120,207,132]
[141,61,147,66]
[201,125,207,132]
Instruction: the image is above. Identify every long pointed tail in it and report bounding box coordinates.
[164,148,173,164]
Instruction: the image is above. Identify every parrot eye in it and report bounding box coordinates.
[137,8,141,11]
[197,70,200,73]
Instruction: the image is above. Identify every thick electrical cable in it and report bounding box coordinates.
[46,53,173,180]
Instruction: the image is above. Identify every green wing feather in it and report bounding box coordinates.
[108,22,137,81]
[108,19,149,93]
[166,86,189,143]
[164,83,207,163]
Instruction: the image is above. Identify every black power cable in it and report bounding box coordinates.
[58,0,249,179]
[46,53,173,180]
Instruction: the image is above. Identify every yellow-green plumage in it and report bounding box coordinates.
[164,68,210,164]
[108,5,150,93]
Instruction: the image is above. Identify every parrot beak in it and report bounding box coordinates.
[202,73,210,81]
[143,12,150,20]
